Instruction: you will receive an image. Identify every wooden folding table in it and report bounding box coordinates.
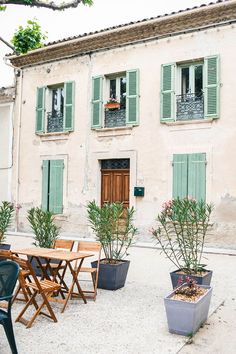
[12,247,94,313]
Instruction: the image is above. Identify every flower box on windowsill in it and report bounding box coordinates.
[104,102,120,110]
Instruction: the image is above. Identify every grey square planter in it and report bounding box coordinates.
[91,259,130,290]
[170,269,213,289]
[164,284,212,336]
[0,243,11,262]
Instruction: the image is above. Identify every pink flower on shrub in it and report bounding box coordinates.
[162,199,173,211]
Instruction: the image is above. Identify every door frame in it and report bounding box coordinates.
[92,150,137,209]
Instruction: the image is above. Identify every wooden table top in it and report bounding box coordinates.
[12,247,94,261]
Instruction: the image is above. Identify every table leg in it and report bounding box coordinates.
[61,259,87,313]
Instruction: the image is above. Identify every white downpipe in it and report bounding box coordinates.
[4,57,23,232]
[7,102,14,201]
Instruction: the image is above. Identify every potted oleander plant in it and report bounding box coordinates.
[151,197,214,288]
[164,276,213,336]
[87,201,138,290]
[0,201,14,254]
[27,207,60,275]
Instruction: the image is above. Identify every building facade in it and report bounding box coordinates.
[0,86,14,203]
[7,1,236,245]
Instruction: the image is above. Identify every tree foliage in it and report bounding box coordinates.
[0,0,93,11]
[11,19,47,54]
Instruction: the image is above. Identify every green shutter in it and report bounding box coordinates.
[126,69,139,125]
[63,81,75,132]
[91,76,103,128]
[42,160,49,211]
[36,87,45,133]
[161,64,175,122]
[188,153,206,202]
[49,160,64,214]
[172,154,188,199]
[204,55,219,118]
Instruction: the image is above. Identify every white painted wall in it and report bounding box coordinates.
[12,24,236,246]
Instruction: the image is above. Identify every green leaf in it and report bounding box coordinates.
[11,18,47,54]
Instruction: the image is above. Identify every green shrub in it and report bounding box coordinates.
[87,201,138,263]
[151,197,214,274]
[27,207,60,248]
[0,201,14,244]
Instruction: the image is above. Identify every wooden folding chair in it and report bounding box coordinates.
[0,250,31,305]
[11,255,61,329]
[74,241,101,301]
[42,239,74,297]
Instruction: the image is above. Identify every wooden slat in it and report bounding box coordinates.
[54,239,74,251]
[77,241,101,252]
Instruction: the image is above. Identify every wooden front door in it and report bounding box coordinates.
[101,163,130,208]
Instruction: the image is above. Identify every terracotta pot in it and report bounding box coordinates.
[104,102,120,109]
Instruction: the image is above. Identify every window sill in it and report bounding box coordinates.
[162,118,214,126]
[94,126,133,137]
[36,131,71,141]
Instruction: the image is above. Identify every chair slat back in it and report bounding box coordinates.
[77,241,101,253]
[54,239,74,251]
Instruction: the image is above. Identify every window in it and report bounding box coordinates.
[36,81,75,134]
[42,159,64,214]
[180,63,203,96]
[47,85,64,132]
[172,153,206,201]
[161,55,219,122]
[91,69,139,129]
[109,76,127,109]
[176,62,204,121]
[103,75,127,128]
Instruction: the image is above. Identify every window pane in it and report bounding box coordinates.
[120,77,126,108]
[52,88,64,115]
[195,65,203,96]
[109,79,116,99]
[181,67,189,95]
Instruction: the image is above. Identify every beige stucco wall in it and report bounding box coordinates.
[12,24,236,247]
[0,102,13,202]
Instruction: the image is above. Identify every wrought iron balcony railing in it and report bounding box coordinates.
[47,111,64,133]
[104,108,126,128]
[176,92,204,121]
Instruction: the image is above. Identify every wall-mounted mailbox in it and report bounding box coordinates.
[134,187,145,197]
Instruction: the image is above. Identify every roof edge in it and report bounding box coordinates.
[7,0,235,68]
